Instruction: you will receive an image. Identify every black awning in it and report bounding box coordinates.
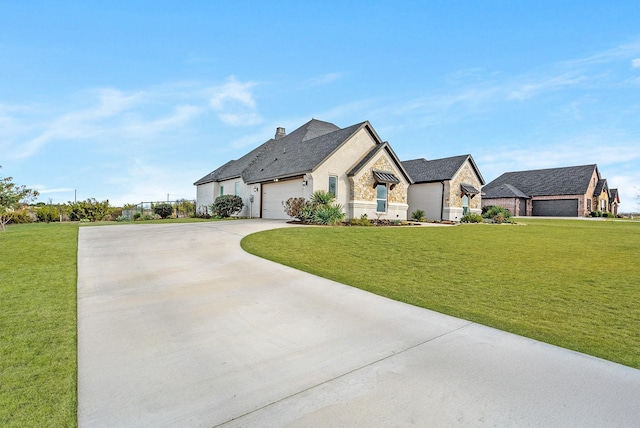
[461,183,480,195]
[373,170,400,185]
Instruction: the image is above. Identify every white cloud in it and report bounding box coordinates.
[207,76,262,127]
[632,58,640,69]
[209,76,257,109]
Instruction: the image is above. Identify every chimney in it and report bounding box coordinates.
[275,127,286,140]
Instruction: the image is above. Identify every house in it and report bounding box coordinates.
[609,188,620,216]
[482,164,613,217]
[402,155,485,221]
[194,119,413,220]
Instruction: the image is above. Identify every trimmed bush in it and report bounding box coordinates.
[210,195,244,218]
[153,203,174,219]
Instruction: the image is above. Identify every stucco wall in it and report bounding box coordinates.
[311,127,376,213]
[196,182,215,214]
[407,182,443,220]
[197,178,262,218]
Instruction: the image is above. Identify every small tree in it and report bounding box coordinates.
[210,195,243,218]
[0,172,39,232]
[153,202,174,219]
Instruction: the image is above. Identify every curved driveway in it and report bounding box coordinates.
[78,220,640,427]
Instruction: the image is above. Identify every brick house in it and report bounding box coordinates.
[482,164,615,217]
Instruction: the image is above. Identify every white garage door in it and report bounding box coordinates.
[262,179,305,219]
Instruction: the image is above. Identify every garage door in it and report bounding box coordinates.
[261,179,305,219]
[532,199,578,217]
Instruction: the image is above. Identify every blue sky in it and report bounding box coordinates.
[2,1,640,211]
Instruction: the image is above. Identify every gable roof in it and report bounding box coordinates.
[483,164,598,198]
[609,188,620,203]
[195,119,397,185]
[242,121,365,184]
[482,183,530,199]
[401,155,485,185]
[347,141,413,184]
[594,178,608,197]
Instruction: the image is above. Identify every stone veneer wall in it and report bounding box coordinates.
[447,162,482,211]
[351,156,407,204]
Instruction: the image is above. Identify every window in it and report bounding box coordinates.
[219,186,224,197]
[587,199,592,211]
[462,195,469,215]
[376,184,387,212]
[235,182,241,196]
[328,176,337,197]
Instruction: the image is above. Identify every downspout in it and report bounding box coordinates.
[440,181,445,221]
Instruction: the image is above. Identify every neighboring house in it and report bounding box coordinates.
[402,155,485,221]
[609,188,620,216]
[194,119,413,220]
[482,164,613,217]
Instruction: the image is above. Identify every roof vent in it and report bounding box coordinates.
[275,127,286,140]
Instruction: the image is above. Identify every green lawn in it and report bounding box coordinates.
[242,219,640,369]
[2,218,638,426]
[1,223,79,427]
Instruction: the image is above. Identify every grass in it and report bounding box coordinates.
[242,219,640,369]
[1,222,79,427]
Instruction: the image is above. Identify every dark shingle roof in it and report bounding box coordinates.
[242,122,365,183]
[348,142,414,184]
[195,119,376,185]
[402,155,484,184]
[483,164,598,197]
[609,188,620,203]
[594,178,608,197]
[482,183,530,199]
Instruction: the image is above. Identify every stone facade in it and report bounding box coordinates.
[448,162,482,211]
[351,156,407,204]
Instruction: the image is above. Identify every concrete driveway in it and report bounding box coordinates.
[78,220,640,427]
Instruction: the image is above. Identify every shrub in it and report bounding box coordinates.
[210,195,244,218]
[461,213,483,223]
[311,190,335,206]
[36,205,61,223]
[284,197,307,220]
[8,208,33,224]
[115,215,127,222]
[350,214,371,226]
[590,210,603,217]
[483,205,511,223]
[133,212,142,220]
[68,198,112,222]
[195,206,211,218]
[411,209,426,222]
[153,203,174,219]
[311,204,345,225]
